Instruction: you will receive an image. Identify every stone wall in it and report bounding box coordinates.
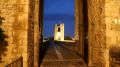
[0,0,40,66]
[87,0,108,67]
[0,0,29,67]
[105,0,120,66]
[105,0,120,48]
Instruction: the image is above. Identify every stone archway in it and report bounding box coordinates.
[37,0,108,67]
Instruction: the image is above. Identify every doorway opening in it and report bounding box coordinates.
[39,0,89,66]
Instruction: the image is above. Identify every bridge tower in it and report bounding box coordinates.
[54,23,64,41]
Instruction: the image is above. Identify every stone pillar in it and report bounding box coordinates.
[75,0,84,56]
[75,0,80,41]
[28,0,35,66]
[87,0,107,67]
[34,0,40,67]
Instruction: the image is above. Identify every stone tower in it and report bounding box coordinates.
[54,23,64,41]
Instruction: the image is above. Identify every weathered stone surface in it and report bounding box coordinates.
[75,0,84,56]
[34,0,40,67]
[87,0,107,67]
[105,0,120,47]
[75,0,80,41]
[0,0,29,67]
[105,0,120,67]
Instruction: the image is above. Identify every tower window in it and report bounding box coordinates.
[58,27,60,32]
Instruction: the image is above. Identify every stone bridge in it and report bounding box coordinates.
[0,0,120,67]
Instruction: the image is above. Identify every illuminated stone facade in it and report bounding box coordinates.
[0,0,29,67]
[0,0,40,67]
[105,0,120,47]
[54,23,64,41]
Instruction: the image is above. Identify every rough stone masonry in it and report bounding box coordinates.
[0,0,120,67]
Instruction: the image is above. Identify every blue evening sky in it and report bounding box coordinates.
[43,0,75,38]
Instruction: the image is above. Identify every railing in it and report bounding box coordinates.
[5,57,23,67]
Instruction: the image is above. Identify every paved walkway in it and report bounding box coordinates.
[41,41,87,67]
